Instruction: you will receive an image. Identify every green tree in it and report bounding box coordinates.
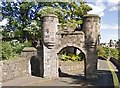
[37,2,92,29]
[98,46,119,60]
[98,46,106,57]
[2,2,36,40]
[1,1,92,41]
[117,39,120,60]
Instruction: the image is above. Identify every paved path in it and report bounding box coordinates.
[2,59,120,87]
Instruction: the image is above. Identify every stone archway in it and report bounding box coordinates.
[56,44,86,55]
[39,14,100,79]
[56,45,86,77]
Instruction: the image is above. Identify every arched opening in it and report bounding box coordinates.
[57,46,86,78]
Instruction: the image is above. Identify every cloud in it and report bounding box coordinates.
[109,6,118,11]
[108,0,119,5]
[107,0,119,12]
[0,19,8,26]
[101,24,118,30]
[87,0,107,17]
[87,4,105,16]
[87,0,119,16]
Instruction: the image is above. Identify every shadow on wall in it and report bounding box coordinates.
[30,56,40,77]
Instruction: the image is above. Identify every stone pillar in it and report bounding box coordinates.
[21,47,37,59]
[82,14,100,79]
[41,14,59,78]
[21,47,37,75]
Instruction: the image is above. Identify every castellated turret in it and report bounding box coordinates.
[82,14,100,46]
[82,14,100,79]
[41,14,59,78]
[42,14,59,49]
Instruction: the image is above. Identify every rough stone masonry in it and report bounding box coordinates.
[39,14,100,79]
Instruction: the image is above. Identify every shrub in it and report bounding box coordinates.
[0,41,2,60]
[10,40,24,54]
[59,53,84,61]
[23,41,32,47]
[69,54,80,61]
[1,40,32,61]
[2,42,17,60]
[110,48,119,60]
[59,53,70,61]
[98,46,119,60]
[98,46,107,57]
[11,40,32,54]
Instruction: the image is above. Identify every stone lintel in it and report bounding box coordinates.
[56,31,84,35]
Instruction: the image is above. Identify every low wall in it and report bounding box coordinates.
[2,45,84,82]
[0,62,2,85]
[59,61,84,74]
[2,59,84,82]
[2,47,38,82]
[2,58,29,82]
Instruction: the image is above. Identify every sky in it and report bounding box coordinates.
[86,0,119,43]
[0,0,119,43]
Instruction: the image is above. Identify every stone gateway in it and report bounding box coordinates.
[39,14,100,79]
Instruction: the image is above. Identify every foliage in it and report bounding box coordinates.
[59,53,70,61]
[117,39,120,60]
[38,2,92,29]
[1,40,32,60]
[1,1,92,40]
[23,41,32,47]
[1,2,38,39]
[2,41,16,60]
[23,20,41,39]
[1,1,92,60]
[98,46,119,60]
[69,54,80,61]
[59,53,84,61]
[110,48,119,59]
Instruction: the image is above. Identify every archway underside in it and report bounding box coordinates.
[57,46,86,77]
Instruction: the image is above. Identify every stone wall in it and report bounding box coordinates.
[0,62,2,86]
[2,58,28,82]
[1,56,84,82]
[56,31,85,54]
[1,47,38,82]
[59,61,84,74]
[21,47,37,59]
